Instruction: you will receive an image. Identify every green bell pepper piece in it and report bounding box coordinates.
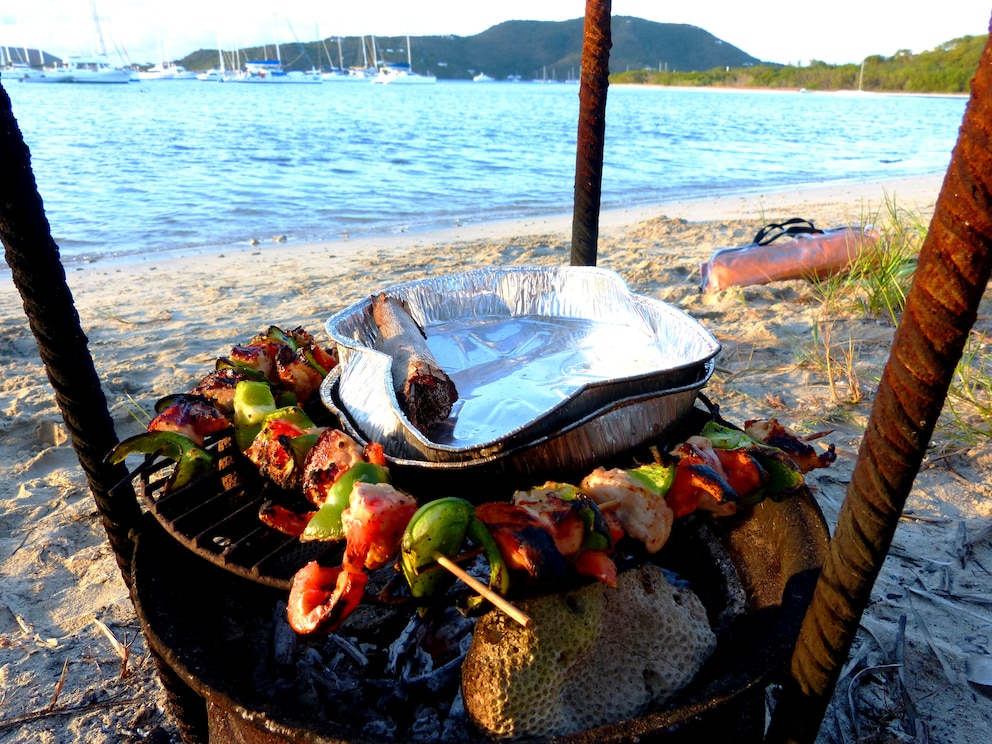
[543,482,614,553]
[107,430,215,491]
[233,381,277,450]
[301,345,329,377]
[699,421,805,503]
[299,461,391,542]
[744,449,806,504]
[400,498,510,603]
[699,421,756,450]
[467,516,510,596]
[215,357,267,381]
[264,406,315,430]
[401,497,477,597]
[627,463,678,495]
[257,325,297,350]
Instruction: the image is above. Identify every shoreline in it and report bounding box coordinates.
[610,82,971,99]
[2,172,946,281]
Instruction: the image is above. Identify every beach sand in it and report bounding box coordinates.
[2,173,991,742]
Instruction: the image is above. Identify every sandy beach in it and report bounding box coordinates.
[2,173,991,742]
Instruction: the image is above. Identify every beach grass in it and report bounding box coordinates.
[941,329,992,445]
[809,194,921,325]
[782,195,991,449]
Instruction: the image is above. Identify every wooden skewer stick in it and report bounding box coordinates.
[433,552,532,627]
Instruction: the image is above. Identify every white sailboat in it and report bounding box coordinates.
[21,62,75,83]
[372,36,435,85]
[1,46,32,80]
[197,40,240,81]
[62,54,131,83]
[138,37,197,81]
[236,19,321,84]
[321,35,372,82]
[138,62,197,80]
[239,59,321,83]
[56,1,131,83]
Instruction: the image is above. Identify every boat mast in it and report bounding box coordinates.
[407,36,412,68]
[89,0,107,57]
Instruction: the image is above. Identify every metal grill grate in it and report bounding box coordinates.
[116,432,340,591]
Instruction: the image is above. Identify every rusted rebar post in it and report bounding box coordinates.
[766,25,992,743]
[570,0,612,267]
[0,80,139,587]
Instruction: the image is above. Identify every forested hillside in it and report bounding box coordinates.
[180,17,760,80]
[611,35,985,93]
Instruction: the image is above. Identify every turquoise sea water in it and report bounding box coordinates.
[2,79,967,263]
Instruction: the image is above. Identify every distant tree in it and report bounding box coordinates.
[611,34,986,93]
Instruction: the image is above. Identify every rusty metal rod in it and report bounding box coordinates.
[570,0,612,267]
[0,79,140,587]
[766,24,992,743]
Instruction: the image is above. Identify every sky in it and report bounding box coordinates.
[3,1,991,68]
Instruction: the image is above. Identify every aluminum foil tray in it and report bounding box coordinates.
[325,266,720,462]
[320,360,714,495]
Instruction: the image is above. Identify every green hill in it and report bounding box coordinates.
[611,34,987,93]
[180,16,760,80]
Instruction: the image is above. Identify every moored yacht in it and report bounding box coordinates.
[138,62,197,80]
[237,60,321,83]
[371,35,436,85]
[20,55,129,83]
[20,66,75,83]
[372,62,436,85]
[63,55,131,83]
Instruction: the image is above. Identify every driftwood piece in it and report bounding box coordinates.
[371,293,458,436]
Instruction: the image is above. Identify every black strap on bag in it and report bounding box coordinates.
[753,218,824,246]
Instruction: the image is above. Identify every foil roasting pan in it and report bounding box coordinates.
[325,266,721,463]
[321,363,714,495]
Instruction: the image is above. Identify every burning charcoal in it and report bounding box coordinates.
[440,690,469,743]
[271,605,297,667]
[362,717,398,739]
[292,662,321,710]
[330,634,369,668]
[386,613,432,678]
[409,705,444,739]
[412,654,465,694]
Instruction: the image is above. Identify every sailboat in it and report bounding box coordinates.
[197,40,241,82]
[30,0,131,83]
[19,10,130,84]
[54,0,131,83]
[321,35,372,82]
[236,20,321,84]
[1,47,33,80]
[138,37,197,80]
[371,36,436,85]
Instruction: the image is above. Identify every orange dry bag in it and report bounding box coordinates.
[700,218,880,294]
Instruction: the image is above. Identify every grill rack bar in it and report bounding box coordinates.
[128,431,330,590]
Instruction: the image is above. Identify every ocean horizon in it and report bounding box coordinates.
[2,79,967,266]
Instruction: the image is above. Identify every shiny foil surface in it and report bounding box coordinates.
[325,266,719,462]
